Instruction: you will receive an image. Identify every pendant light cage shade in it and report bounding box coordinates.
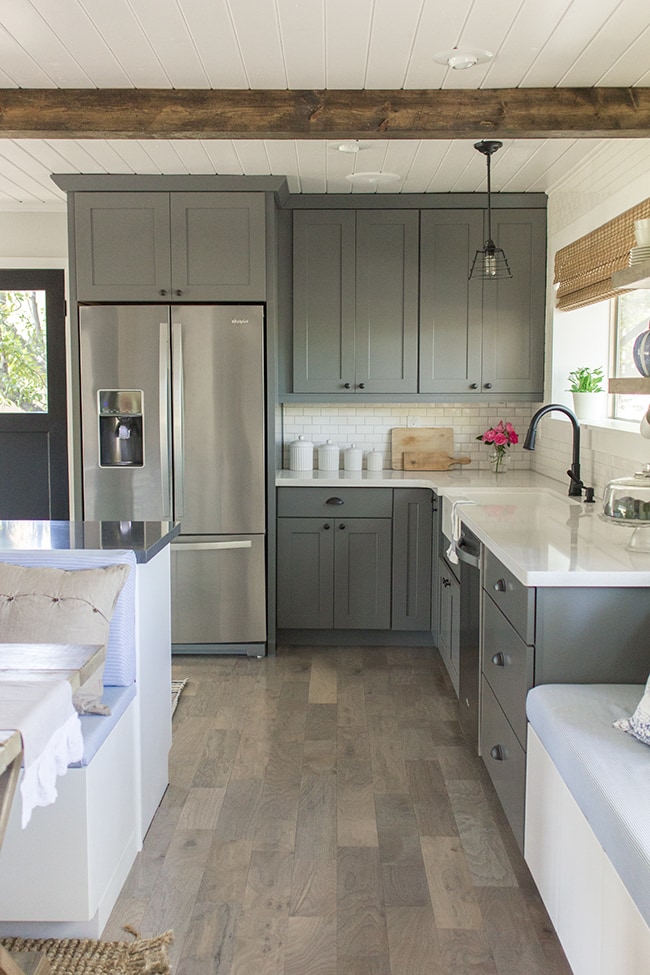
[469,241,512,280]
[469,140,513,281]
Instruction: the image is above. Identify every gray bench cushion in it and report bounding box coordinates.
[526,683,650,926]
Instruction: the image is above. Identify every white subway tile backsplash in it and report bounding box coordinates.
[282,402,537,471]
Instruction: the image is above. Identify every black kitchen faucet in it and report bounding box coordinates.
[523,403,594,500]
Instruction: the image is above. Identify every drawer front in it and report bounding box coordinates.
[482,596,533,748]
[480,677,526,852]
[483,548,535,644]
[277,487,393,518]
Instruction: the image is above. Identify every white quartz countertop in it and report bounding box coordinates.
[275,468,650,587]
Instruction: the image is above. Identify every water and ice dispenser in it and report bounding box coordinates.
[98,390,144,467]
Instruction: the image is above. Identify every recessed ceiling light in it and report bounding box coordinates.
[345,171,401,186]
[433,47,493,70]
[328,141,373,153]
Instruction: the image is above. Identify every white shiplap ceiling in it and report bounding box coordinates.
[0,0,649,209]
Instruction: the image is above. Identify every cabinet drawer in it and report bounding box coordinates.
[482,596,533,748]
[480,677,526,852]
[483,548,535,644]
[277,487,393,518]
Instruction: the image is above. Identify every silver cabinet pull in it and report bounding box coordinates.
[493,578,507,592]
[174,540,253,551]
[491,652,506,667]
[490,745,506,761]
[326,497,344,505]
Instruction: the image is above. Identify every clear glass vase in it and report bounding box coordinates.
[488,448,510,474]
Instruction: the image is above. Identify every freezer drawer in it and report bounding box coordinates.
[171,534,266,650]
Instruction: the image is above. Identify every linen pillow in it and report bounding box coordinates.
[614,673,650,746]
[0,561,130,714]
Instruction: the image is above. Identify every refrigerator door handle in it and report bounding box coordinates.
[172,320,185,519]
[174,540,253,551]
[159,321,172,519]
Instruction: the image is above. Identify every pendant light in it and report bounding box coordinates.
[469,140,512,280]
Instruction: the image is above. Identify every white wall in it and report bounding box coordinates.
[535,141,650,497]
[0,211,67,266]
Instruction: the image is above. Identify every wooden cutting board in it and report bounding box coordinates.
[392,427,455,470]
[403,450,471,471]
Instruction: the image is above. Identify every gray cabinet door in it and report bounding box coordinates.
[419,207,546,397]
[419,209,483,394]
[292,209,419,394]
[170,192,266,301]
[355,210,419,393]
[391,489,433,630]
[75,191,266,303]
[481,209,546,396]
[293,210,356,393]
[276,518,334,628]
[75,192,172,302]
[334,519,392,629]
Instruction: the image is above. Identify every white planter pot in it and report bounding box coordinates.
[571,391,607,423]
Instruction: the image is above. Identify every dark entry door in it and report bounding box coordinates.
[0,269,69,518]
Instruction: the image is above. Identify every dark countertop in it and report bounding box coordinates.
[0,521,180,563]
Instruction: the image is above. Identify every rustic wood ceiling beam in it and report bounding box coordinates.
[0,88,648,140]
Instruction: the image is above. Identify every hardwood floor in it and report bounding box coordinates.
[102,646,572,975]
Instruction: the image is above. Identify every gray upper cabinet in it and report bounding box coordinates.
[292,209,419,394]
[419,208,546,397]
[74,191,266,302]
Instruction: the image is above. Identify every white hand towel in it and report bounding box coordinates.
[0,679,84,827]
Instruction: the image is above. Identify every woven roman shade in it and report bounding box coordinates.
[554,197,650,311]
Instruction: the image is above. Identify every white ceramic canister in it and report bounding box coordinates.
[318,439,340,471]
[343,444,363,471]
[366,450,384,471]
[289,435,314,471]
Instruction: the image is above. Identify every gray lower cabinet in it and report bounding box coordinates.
[292,210,419,394]
[276,515,391,629]
[276,487,433,633]
[74,191,266,302]
[419,208,546,396]
[392,488,433,630]
[480,545,650,852]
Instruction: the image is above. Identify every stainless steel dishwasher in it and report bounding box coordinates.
[455,526,481,753]
[440,502,482,752]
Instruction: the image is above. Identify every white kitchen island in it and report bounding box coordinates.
[0,520,179,939]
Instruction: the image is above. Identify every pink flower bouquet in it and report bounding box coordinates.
[476,420,519,473]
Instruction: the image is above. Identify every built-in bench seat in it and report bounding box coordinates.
[525,683,650,975]
[0,550,141,940]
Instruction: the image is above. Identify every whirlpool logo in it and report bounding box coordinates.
[231,318,249,325]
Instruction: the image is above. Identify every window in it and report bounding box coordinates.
[613,289,650,421]
[0,289,48,413]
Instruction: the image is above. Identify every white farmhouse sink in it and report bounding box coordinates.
[441,487,581,544]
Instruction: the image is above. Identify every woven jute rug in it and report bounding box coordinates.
[0,929,172,974]
[171,677,188,717]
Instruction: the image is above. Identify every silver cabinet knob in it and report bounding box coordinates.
[490,745,506,761]
[493,578,507,592]
[491,652,506,667]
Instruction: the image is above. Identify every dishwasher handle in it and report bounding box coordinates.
[455,537,481,569]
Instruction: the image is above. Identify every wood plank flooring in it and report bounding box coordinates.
[102,646,572,975]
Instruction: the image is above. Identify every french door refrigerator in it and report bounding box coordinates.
[79,304,267,655]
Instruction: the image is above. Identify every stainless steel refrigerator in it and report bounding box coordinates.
[79,304,267,655]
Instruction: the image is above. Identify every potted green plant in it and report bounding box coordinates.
[566,366,606,422]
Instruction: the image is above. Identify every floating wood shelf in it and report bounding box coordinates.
[611,260,650,291]
[608,377,650,394]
